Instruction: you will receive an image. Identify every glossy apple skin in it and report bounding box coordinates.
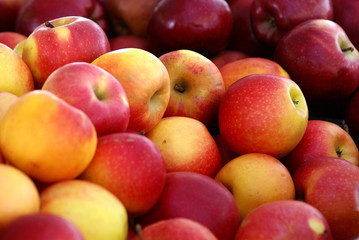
[251,0,333,47]
[0,0,27,31]
[332,0,359,50]
[42,62,130,137]
[146,116,222,178]
[136,171,240,240]
[133,218,218,240]
[227,0,272,58]
[1,213,85,240]
[273,19,359,108]
[159,49,225,127]
[22,16,110,88]
[219,74,308,159]
[147,0,233,57]
[0,32,27,49]
[235,200,333,240]
[80,132,167,217]
[283,120,359,174]
[15,0,108,36]
[293,157,359,240]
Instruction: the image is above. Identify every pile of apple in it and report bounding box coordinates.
[0,0,359,240]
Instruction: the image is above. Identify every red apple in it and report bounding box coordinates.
[0,32,27,49]
[235,200,333,240]
[273,19,359,109]
[109,35,150,52]
[213,134,238,166]
[103,0,161,37]
[146,116,222,178]
[251,0,333,47]
[227,0,272,57]
[210,50,248,69]
[0,0,27,31]
[133,218,218,240]
[283,120,359,173]
[80,132,167,217]
[92,48,170,133]
[136,171,240,240]
[15,0,108,36]
[22,16,110,88]
[159,49,225,127]
[293,157,359,240]
[1,213,85,240]
[219,74,308,159]
[42,62,130,137]
[147,0,233,57]
[332,0,359,50]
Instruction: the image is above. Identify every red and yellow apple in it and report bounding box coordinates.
[42,62,130,137]
[219,74,308,158]
[0,91,18,124]
[0,90,97,183]
[80,132,167,217]
[22,16,110,88]
[146,116,222,177]
[92,48,170,133]
[159,49,225,127]
[210,50,248,69]
[215,153,295,220]
[0,32,27,49]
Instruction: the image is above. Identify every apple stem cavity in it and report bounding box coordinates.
[342,46,354,53]
[135,223,143,240]
[174,83,185,93]
[336,147,343,158]
[45,21,55,28]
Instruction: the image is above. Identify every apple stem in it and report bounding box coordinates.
[45,21,55,28]
[135,224,143,240]
[174,83,185,93]
[336,147,343,158]
[342,46,354,53]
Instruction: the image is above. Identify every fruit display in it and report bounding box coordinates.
[0,0,359,239]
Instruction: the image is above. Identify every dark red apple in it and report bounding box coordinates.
[273,19,359,110]
[0,0,27,31]
[15,0,108,36]
[136,171,240,240]
[251,0,333,47]
[332,0,359,50]
[345,89,359,139]
[147,0,233,57]
[227,0,272,58]
[109,35,150,51]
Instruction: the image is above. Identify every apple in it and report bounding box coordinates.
[227,0,272,58]
[219,57,290,90]
[345,89,359,139]
[0,0,27,31]
[0,43,34,96]
[250,0,333,47]
[145,116,222,177]
[13,39,26,57]
[92,48,170,133]
[40,179,128,240]
[103,0,161,37]
[146,0,233,57]
[1,213,85,240]
[109,35,150,52]
[213,134,238,167]
[293,157,359,240]
[159,49,225,127]
[218,74,308,159]
[0,164,40,230]
[282,120,359,173]
[133,218,218,240]
[42,62,130,137]
[210,50,248,69]
[0,90,97,183]
[332,0,359,50]
[136,171,240,240]
[22,16,110,88]
[15,0,109,36]
[0,91,18,124]
[215,153,295,220]
[80,132,167,217]
[235,200,333,240]
[273,19,359,109]
[0,32,27,49]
